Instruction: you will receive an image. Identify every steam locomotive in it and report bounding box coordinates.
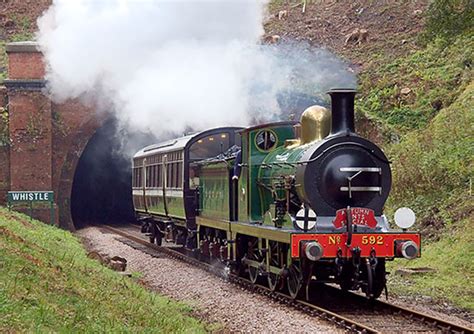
[132,89,421,299]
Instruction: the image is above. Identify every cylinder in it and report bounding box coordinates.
[328,88,357,134]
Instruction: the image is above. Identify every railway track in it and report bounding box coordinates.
[99,224,473,334]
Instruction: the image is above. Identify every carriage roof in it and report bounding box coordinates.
[133,134,195,159]
[133,126,244,159]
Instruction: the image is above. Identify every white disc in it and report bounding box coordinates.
[394,207,416,229]
[295,208,317,230]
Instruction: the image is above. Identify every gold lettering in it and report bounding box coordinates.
[376,235,384,245]
[329,236,336,245]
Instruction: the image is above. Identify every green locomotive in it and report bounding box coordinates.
[133,89,421,299]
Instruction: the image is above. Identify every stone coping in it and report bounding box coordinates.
[6,41,41,53]
[3,79,47,91]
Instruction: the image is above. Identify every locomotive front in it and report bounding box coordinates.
[259,89,420,298]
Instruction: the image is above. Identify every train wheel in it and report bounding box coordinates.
[248,265,259,284]
[367,259,386,299]
[268,272,280,291]
[150,233,162,246]
[267,241,281,291]
[155,233,162,246]
[287,263,303,299]
[247,238,261,284]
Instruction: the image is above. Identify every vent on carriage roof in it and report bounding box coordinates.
[143,140,178,152]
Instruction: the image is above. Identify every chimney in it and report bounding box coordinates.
[328,88,356,134]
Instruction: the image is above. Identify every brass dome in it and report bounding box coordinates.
[300,105,331,144]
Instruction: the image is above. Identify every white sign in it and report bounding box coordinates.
[295,207,317,230]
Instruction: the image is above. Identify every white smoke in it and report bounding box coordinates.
[37,0,356,137]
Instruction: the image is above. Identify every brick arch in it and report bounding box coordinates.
[55,112,107,230]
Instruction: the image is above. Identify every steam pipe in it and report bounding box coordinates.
[328,88,357,134]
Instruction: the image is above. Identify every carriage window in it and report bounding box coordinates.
[157,165,162,187]
[133,167,143,188]
[174,163,179,188]
[177,162,183,188]
[145,166,151,187]
[159,150,184,189]
[151,165,156,187]
[189,133,231,160]
[168,163,172,188]
[132,168,137,187]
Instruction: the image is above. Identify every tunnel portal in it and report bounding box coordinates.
[71,118,154,229]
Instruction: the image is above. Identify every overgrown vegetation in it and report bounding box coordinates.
[0,207,207,333]
[387,84,473,228]
[0,13,35,82]
[356,0,473,310]
[358,33,472,136]
[422,0,473,42]
[386,84,473,311]
[0,107,8,146]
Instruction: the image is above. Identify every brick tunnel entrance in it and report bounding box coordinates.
[70,118,154,229]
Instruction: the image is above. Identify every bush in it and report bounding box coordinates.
[387,83,473,233]
[424,0,474,41]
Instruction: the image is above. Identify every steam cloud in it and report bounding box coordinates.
[37,0,356,137]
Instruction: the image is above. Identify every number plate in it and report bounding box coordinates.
[333,207,377,229]
[361,235,384,245]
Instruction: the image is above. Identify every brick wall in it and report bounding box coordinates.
[4,41,102,229]
[8,91,52,190]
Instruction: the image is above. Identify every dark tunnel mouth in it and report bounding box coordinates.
[70,118,155,229]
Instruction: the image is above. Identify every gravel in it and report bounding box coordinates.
[77,227,340,333]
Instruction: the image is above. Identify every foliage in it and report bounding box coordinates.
[357,33,473,137]
[0,40,6,83]
[0,107,8,146]
[382,65,473,312]
[0,207,207,333]
[386,82,473,232]
[423,0,474,42]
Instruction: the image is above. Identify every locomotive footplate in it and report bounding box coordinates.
[291,233,421,258]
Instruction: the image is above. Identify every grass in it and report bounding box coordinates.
[0,206,208,333]
[387,217,474,310]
